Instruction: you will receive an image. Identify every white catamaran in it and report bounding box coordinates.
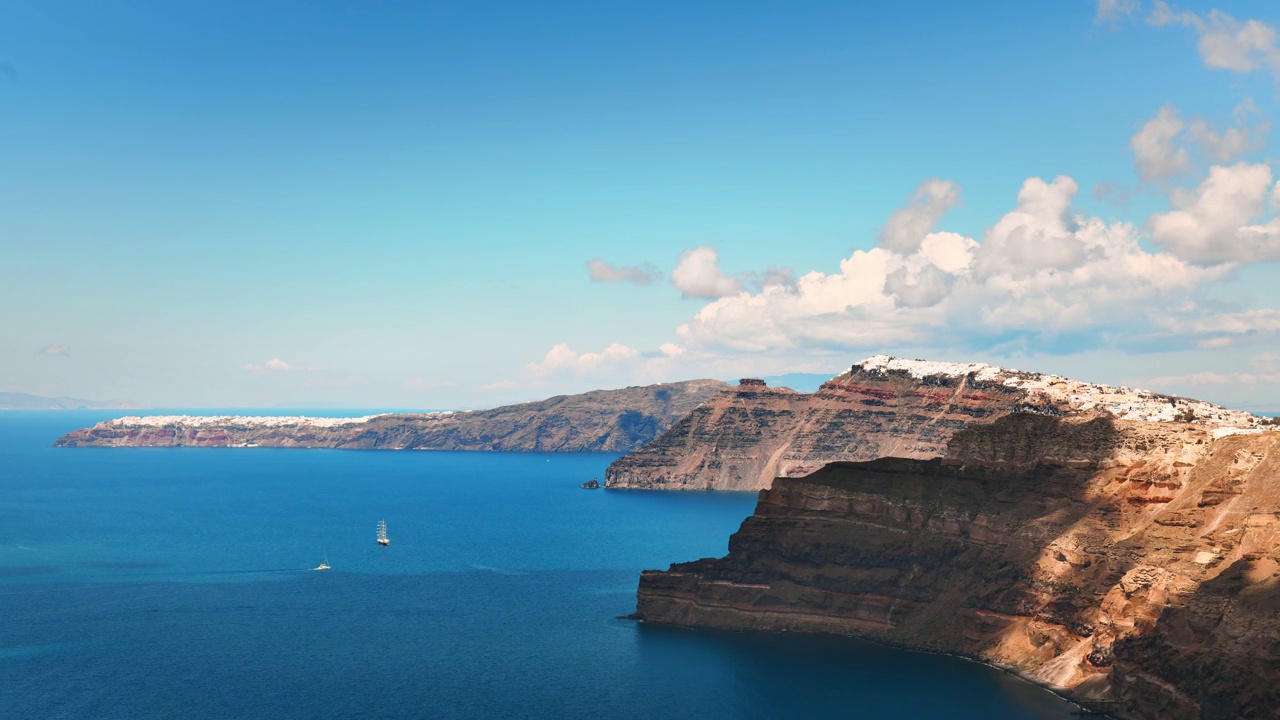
[315,554,331,571]
[377,520,390,547]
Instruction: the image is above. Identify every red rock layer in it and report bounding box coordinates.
[606,366,1041,490]
[635,414,1280,719]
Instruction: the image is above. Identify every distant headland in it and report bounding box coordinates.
[53,380,727,452]
[0,392,143,411]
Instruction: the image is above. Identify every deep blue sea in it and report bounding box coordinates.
[0,411,1082,719]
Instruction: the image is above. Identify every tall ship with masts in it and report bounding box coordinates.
[377,520,390,546]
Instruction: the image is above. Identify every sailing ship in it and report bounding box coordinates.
[377,520,390,546]
[315,553,331,571]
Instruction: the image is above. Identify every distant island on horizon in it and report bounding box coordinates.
[0,392,143,411]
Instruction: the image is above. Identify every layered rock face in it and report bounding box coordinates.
[636,413,1280,719]
[605,355,1257,490]
[54,380,728,452]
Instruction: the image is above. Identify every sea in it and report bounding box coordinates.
[0,410,1084,720]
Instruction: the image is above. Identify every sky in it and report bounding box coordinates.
[3,0,1280,410]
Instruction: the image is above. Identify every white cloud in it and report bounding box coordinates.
[1129,101,1267,185]
[1149,162,1280,263]
[1131,105,1190,181]
[1148,3,1280,76]
[975,176,1088,276]
[534,7,1280,386]
[1096,0,1139,24]
[742,266,798,292]
[885,263,953,309]
[519,340,717,387]
[675,175,1237,356]
[244,358,294,375]
[586,259,660,285]
[878,179,961,253]
[39,343,70,356]
[670,246,742,299]
[1182,112,1264,163]
[525,342,642,377]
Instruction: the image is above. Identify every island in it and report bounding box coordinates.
[606,355,1262,490]
[54,379,728,453]
[630,359,1277,720]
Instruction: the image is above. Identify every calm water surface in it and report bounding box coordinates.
[0,411,1081,719]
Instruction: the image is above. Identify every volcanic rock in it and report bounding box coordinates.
[54,380,728,453]
[634,412,1280,720]
[605,355,1260,490]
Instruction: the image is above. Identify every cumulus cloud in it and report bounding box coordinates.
[1149,162,1280,263]
[670,246,742,299]
[878,179,961,253]
[1132,105,1190,181]
[520,341,694,384]
[884,264,954,309]
[1129,102,1267,185]
[586,259,660,285]
[974,176,1088,276]
[1096,0,1139,24]
[552,5,1280,382]
[675,176,1239,355]
[1188,99,1268,163]
[244,358,294,375]
[525,343,642,376]
[1148,3,1280,76]
[40,343,70,356]
[742,266,798,292]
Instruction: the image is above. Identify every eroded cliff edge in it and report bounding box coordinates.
[54,380,728,452]
[606,355,1260,490]
[635,413,1280,719]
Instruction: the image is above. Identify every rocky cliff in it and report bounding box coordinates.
[605,355,1260,490]
[635,412,1280,719]
[54,380,728,452]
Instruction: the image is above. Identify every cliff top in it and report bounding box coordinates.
[105,413,401,428]
[58,378,731,453]
[848,354,1259,429]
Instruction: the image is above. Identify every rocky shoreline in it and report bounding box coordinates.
[634,413,1280,720]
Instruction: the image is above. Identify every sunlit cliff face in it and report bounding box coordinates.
[636,410,1280,720]
[607,355,1263,492]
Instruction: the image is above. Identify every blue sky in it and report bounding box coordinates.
[4,0,1280,409]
